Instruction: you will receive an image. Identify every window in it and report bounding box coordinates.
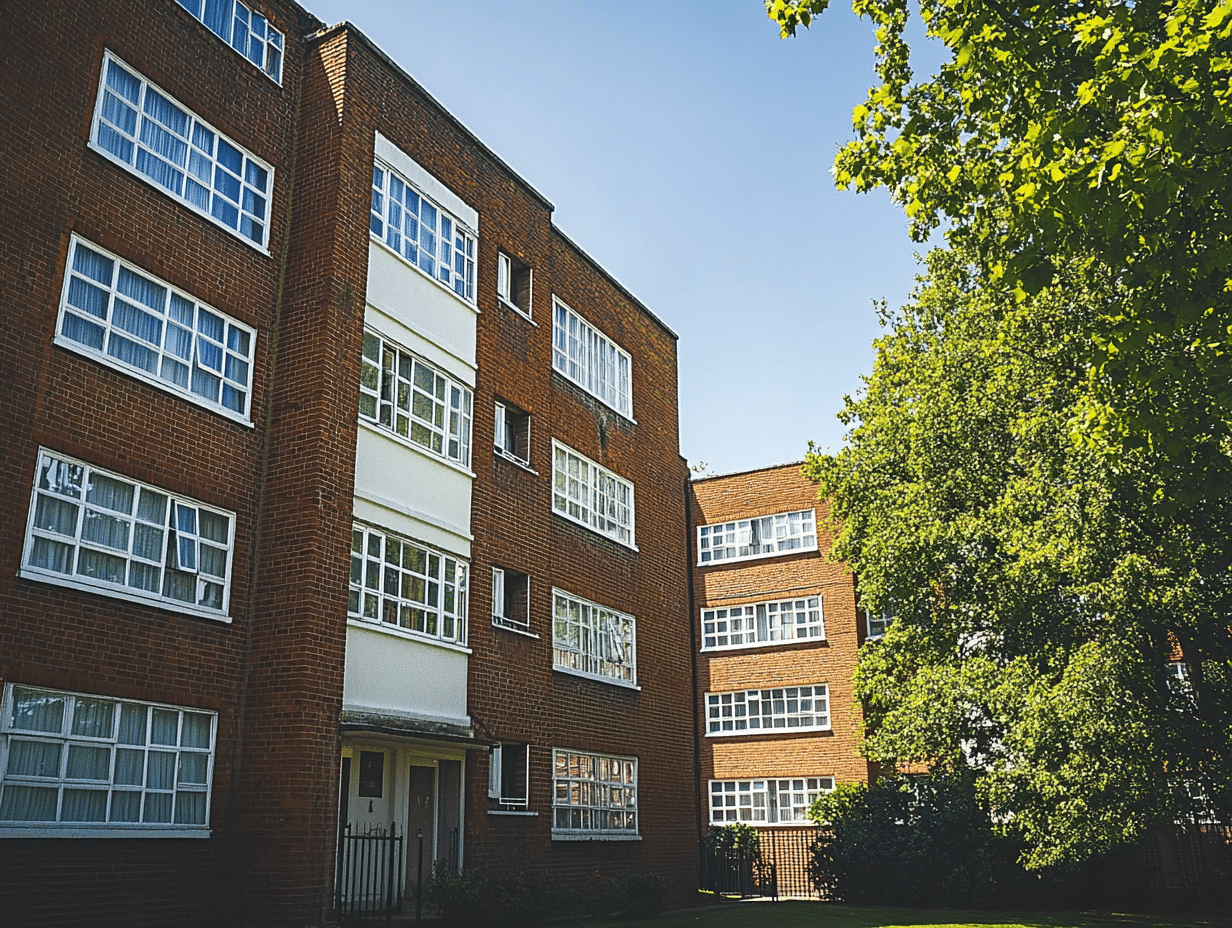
[488,743,529,809]
[551,441,635,548]
[552,589,636,686]
[866,607,891,640]
[359,331,473,468]
[349,524,468,646]
[701,596,823,651]
[552,749,637,838]
[494,401,531,466]
[492,567,530,633]
[0,685,215,836]
[56,235,256,421]
[21,449,234,619]
[706,685,829,736]
[552,298,632,418]
[697,509,816,565]
[175,0,284,82]
[91,52,273,250]
[370,160,476,304]
[709,777,835,826]
[497,252,532,316]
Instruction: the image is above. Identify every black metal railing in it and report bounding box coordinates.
[336,822,404,923]
[700,827,825,900]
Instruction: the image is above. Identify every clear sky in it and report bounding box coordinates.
[304,1,938,476]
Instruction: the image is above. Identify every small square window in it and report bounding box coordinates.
[494,401,530,466]
[497,252,532,316]
[492,567,530,632]
[488,742,529,808]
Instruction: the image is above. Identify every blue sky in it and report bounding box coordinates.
[305,1,939,476]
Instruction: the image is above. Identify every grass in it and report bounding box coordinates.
[602,898,1232,928]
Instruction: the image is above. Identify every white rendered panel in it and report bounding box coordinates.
[344,625,469,724]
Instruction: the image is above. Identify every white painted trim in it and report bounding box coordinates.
[374,133,477,230]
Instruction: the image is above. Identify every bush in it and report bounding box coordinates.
[423,866,560,927]
[702,822,761,856]
[571,869,667,922]
[808,775,1032,908]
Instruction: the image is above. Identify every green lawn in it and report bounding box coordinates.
[610,899,1231,928]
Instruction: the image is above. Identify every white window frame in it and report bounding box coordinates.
[551,297,632,418]
[697,509,817,565]
[0,684,216,838]
[492,567,531,634]
[706,685,830,736]
[488,742,529,810]
[497,251,533,318]
[866,607,891,640]
[551,588,636,687]
[359,330,473,469]
[21,449,235,621]
[90,51,274,252]
[551,748,638,839]
[494,401,531,468]
[551,440,635,549]
[701,595,824,651]
[708,777,835,826]
[370,159,476,305]
[349,523,468,647]
[56,235,257,423]
[175,0,284,83]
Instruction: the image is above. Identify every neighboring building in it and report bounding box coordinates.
[0,1,695,925]
[690,464,873,838]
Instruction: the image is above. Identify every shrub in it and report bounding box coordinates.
[423,866,560,927]
[570,869,667,922]
[808,775,1032,908]
[702,822,761,856]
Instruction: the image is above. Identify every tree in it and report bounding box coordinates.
[804,242,1232,868]
[771,0,1232,868]
[768,0,1232,509]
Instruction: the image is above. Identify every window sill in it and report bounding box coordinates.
[492,619,539,639]
[697,543,820,568]
[369,235,478,314]
[88,140,271,257]
[358,419,477,479]
[493,447,537,474]
[705,726,832,738]
[551,831,641,842]
[551,510,638,553]
[19,567,232,624]
[550,368,636,425]
[488,809,538,817]
[552,665,640,691]
[700,637,827,654]
[347,617,472,655]
[497,296,536,325]
[0,824,211,839]
[54,335,255,428]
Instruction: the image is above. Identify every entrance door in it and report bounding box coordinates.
[407,766,435,900]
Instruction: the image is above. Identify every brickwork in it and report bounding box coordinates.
[2,4,699,922]
[0,1,345,925]
[690,464,873,828]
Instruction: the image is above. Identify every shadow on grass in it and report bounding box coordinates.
[610,897,1232,928]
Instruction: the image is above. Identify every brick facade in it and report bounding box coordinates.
[690,464,873,833]
[1,2,698,923]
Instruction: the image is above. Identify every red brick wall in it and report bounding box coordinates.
[0,1,350,925]
[690,465,872,826]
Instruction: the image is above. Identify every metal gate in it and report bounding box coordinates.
[335,822,404,922]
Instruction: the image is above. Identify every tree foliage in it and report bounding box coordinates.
[804,244,1232,868]
[772,0,1232,869]
[770,0,1232,507]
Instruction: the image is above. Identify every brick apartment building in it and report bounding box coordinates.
[690,464,874,841]
[0,1,695,924]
